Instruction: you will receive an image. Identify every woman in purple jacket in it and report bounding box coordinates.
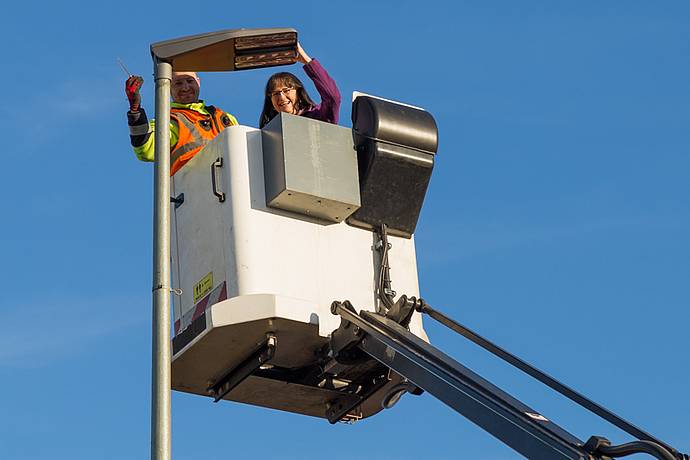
[259,43,341,128]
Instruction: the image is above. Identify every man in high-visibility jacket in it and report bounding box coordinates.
[125,71,238,175]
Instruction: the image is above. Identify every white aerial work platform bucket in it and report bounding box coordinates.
[170,111,434,421]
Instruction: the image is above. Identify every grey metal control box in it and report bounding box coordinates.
[261,113,361,223]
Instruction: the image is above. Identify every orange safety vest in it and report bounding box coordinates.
[170,106,236,176]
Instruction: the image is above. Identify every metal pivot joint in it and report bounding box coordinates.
[329,301,368,365]
[327,301,423,424]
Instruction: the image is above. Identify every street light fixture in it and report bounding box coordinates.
[151,28,298,71]
[148,27,297,460]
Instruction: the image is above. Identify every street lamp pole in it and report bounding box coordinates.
[148,27,297,460]
[151,57,172,460]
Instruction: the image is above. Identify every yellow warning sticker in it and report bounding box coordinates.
[193,272,213,304]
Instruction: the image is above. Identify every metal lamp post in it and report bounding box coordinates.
[148,28,297,460]
[150,57,172,460]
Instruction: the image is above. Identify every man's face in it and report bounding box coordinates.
[171,72,200,104]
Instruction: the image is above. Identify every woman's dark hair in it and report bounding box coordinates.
[259,72,316,128]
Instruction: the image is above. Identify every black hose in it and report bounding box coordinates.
[597,440,677,460]
[376,224,395,310]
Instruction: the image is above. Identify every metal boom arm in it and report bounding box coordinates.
[329,301,685,460]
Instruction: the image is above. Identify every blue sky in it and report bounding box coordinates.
[1,1,688,459]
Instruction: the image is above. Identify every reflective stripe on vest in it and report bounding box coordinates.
[169,106,232,176]
[170,114,206,170]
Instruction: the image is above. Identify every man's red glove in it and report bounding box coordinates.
[125,75,144,112]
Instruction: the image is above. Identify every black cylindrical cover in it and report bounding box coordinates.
[346,141,434,238]
[352,96,438,154]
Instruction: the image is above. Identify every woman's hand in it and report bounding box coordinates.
[296,42,312,64]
